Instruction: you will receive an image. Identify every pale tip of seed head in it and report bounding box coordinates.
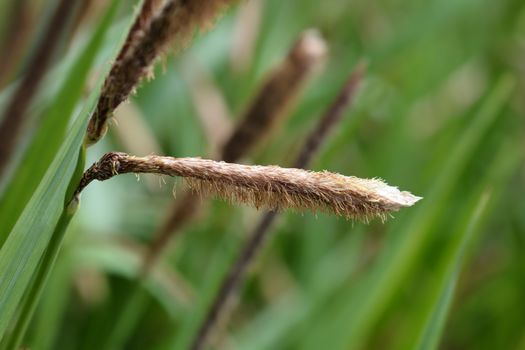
[371,181,422,210]
[398,191,423,207]
[299,29,328,60]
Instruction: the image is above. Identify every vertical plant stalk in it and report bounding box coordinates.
[115,0,164,64]
[84,0,237,146]
[143,30,327,272]
[0,0,32,87]
[189,63,368,350]
[75,152,419,217]
[0,0,78,178]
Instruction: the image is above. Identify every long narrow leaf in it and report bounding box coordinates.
[414,143,523,350]
[0,1,141,340]
[0,0,120,244]
[299,74,515,350]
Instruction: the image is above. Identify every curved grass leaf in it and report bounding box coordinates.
[0,0,141,341]
[0,0,120,245]
[298,74,515,350]
[1,204,78,350]
[30,242,75,350]
[414,192,491,350]
[0,105,89,342]
[234,227,365,350]
[414,144,523,350]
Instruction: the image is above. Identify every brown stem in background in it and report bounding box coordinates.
[75,152,419,219]
[221,29,327,162]
[143,30,327,272]
[0,0,78,178]
[189,63,371,350]
[294,61,367,168]
[0,0,33,87]
[66,0,114,48]
[190,210,278,350]
[85,0,237,146]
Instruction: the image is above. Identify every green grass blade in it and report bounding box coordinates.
[1,204,78,350]
[172,235,242,350]
[415,191,492,350]
[0,0,120,245]
[0,108,88,341]
[299,74,515,350]
[101,287,150,350]
[0,147,86,350]
[234,227,365,350]
[0,1,140,340]
[414,143,523,350]
[30,245,74,350]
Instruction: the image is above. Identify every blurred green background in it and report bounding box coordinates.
[1,0,525,349]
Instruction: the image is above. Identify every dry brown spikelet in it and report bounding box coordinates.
[221,29,327,162]
[118,0,165,60]
[76,152,421,221]
[85,0,237,145]
[152,29,327,247]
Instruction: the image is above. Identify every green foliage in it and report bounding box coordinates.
[0,0,140,345]
[0,0,120,242]
[0,0,524,349]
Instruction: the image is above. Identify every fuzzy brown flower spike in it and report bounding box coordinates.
[116,0,165,63]
[0,0,78,177]
[146,29,327,263]
[85,0,236,145]
[221,29,327,162]
[76,152,421,221]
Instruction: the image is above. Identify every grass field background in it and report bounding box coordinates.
[0,0,524,349]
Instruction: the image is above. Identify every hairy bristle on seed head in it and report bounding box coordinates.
[76,153,422,221]
[144,58,363,271]
[117,0,165,62]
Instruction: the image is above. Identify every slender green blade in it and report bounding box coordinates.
[0,103,89,341]
[30,242,74,350]
[2,205,78,350]
[0,0,140,340]
[234,227,365,350]
[415,191,491,350]
[298,74,515,350]
[414,144,523,350]
[0,0,120,245]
